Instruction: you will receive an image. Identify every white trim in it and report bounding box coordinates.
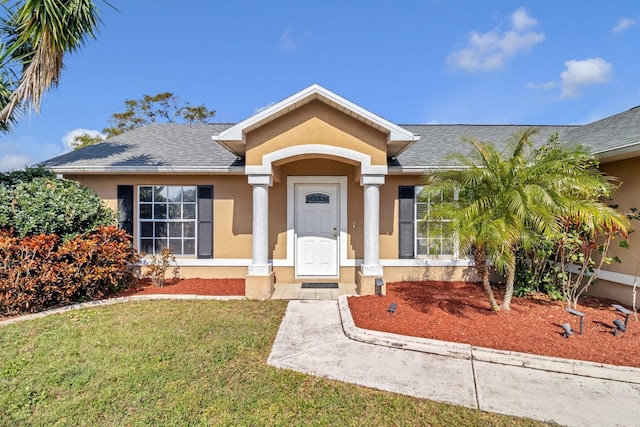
[286,176,348,272]
[169,258,252,267]
[215,84,417,145]
[135,184,199,257]
[247,174,273,186]
[387,165,471,175]
[360,174,386,185]
[381,258,475,267]
[596,142,640,162]
[245,144,387,176]
[248,263,272,276]
[161,258,475,268]
[361,264,384,276]
[51,166,245,175]
[150,258,640,275]
[414,186,459,258]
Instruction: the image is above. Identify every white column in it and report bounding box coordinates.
[248,175,272,275]
[361,174,384,276]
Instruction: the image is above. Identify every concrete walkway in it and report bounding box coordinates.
[267,297,640,427]
[271,282,357,300]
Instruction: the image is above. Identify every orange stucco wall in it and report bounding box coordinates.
[599,157,640,277]
[64,170,437,276]
[65,174,253,259]
[245,100,388,167]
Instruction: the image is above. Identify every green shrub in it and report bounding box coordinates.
[0,177,115,240]
[0,227,140,316]
[0,165,55,187]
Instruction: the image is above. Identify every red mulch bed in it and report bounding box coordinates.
[348,281,640,368]
[115,278,245,297]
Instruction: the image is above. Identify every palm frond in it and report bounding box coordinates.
[0,0,104,124]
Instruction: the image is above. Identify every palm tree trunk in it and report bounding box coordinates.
[502,264,516,311]
[474,246,500,312]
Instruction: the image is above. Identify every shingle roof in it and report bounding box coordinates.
[562,106,640,156]
[44,123,240,172]
[44,106,640,174]
[392,124,577,169]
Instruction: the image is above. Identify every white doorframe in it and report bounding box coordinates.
[295,184,339,277]
[286,176,348,275]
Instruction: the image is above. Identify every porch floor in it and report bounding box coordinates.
[271,283,357,300]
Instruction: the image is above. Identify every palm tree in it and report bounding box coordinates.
[422,129,625,311]
[0,0,106,127]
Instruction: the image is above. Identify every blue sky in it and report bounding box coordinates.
[1,0,638,171]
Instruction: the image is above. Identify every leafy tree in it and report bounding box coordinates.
[0,175,115,239]
[71,132,104,149]
[72,92,216,149]
[0,164,54,186]
[0,0,107,129]
[422,129,628,311]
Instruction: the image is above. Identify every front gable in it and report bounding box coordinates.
[213,84,419,169]
[245,100,388,167]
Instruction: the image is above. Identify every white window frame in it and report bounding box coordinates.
[414,186,460,258]
[138,185,198,257]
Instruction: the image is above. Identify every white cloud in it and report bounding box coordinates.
[526,81,557,90]
[61,128,105,151]
[612,18,636,33]
[560,58,613,98]
[446,7,545,72]
[511,7,538,31]
[0,134,64,172]
[0,154,31,172]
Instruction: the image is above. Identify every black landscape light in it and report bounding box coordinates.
[565,308,585,335]
[561,323,573,338]
[375,277,384,296]
[613,319,626,336]
[388,303,397,313]
[612,304,632,330]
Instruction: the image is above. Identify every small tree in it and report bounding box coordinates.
[526,204,633,309]
[72,92,216,149]
[143,247,180,287]
[553,220,625,309]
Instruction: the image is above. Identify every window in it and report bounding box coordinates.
[139,186,197,255]
[415,186,456,257]
[398,185,461,259]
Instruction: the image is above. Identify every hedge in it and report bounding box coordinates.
[0,226,140,316]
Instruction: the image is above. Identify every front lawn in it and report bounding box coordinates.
[0,300,549,426]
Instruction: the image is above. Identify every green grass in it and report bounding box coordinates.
[0,300,551,426]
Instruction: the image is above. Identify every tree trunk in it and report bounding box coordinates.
[502,264,516,311]
[474,246,500,312]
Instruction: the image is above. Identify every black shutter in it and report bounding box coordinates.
[398,186,415,259]
[117,185,134,240]
[197,185,213,259]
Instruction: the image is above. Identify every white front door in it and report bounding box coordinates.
[295,184,339,277]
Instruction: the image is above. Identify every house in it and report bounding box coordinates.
[44,85,640,304]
